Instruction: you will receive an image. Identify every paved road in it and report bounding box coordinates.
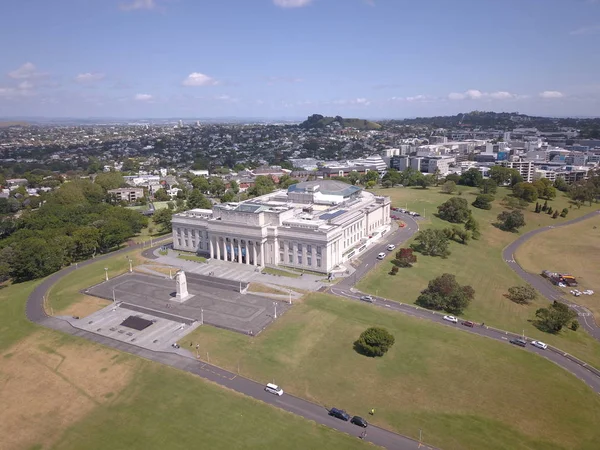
[502,210,600,340]
[26,234,428,449]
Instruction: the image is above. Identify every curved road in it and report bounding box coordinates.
[502,210,600,340]
[25,212,600,449]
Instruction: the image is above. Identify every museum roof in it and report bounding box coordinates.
[287,180,361,197]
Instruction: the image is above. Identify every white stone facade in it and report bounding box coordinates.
[172,181,391,274]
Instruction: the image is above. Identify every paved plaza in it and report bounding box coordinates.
[85,272,291,335]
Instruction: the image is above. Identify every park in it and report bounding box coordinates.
[2,183,600,450]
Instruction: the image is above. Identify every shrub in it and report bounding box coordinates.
[354,327,395,357]
[560,208,569,218]
[394,248,417,267]
[416,273,475,315]
[571,320,580,331]
[437,197,471,223]
[552,210,559,219]
[472,194,494,210]
[411,229,451,257]
[389,266,399,275]
[496,210,526,232]
[547,207,553,215]
[507,285,537,304]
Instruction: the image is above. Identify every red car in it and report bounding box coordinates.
[461,321,475,328]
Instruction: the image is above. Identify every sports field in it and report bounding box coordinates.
[357,186,600,368]
[515,214,600,321]
[179,293,600,450]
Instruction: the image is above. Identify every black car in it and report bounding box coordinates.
[329,408,350,421]
[350,416,368,427]
[510,338,527,347]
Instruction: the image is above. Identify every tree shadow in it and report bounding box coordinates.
[353,341,376,357]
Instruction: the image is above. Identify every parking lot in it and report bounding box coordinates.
[85,272,291,335]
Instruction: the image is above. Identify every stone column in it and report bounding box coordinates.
[209,237,214,259]
[224,238,229,262]
[245,241,250,265]
[260,241,265,266]
[216,237,221,260]
[237,240,242,264]
[252,241,257,266]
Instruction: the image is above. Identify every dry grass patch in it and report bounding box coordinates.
[58,295,111,318]
[0,331,137,450]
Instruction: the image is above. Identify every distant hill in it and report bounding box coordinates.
[0,121,29,128]
[299,114,381,130]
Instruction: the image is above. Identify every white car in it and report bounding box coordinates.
[387,244,396,251]
[531,340,548,350]
[443,315,458,324]
[377,252,386,260]
[360,295,375,303]
[265,383,284,396]
[583,290,594,295]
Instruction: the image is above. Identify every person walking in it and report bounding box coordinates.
[369,408,375,415]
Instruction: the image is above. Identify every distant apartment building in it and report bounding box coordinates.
[498,160,535,183]
[390,155,454,175]
[108,187,145,203]
[533,169,558,182]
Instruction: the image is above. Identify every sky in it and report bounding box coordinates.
[1,0,599,119]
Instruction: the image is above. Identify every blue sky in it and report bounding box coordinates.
[1,0,599,119]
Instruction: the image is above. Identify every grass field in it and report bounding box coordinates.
[179,293,600,450]
[515,214,600,321]
[357,186,600,367]
[176,252,207,263]
[0,274,370,450]
[263,267,301,278]
[47,249,145,314]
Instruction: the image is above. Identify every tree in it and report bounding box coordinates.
[534,202,541,213]
[554,177,568,192]
[72,226,100,260]
[191,176,210,193]
[571,320,580,331]
[354,327,395,357]
[95,172,125,192]
[229,179,240,194]
[535,301,577,333]
[497,210,526,232]
[441,180,456,194]
[382,169,402,187]
[488,166,512,185]
[153,188,169,201]
[437,197,471,223]
[221,191,235,203]
[412,229,451,257]
[10,237,64,282]
[394,248,417,267]
[247,176,276,197]
[513,182,539,203]
[278,175,299,189]
[560,207,569,218]
[552,210,559,218]
[153,208,174,232]
[446,226,471,244]
[187,189,212,209]
[533,178,556,199]
[416,273,475,315]
[416,175,433,189]
[389,266,399,275]
[472,194,494,210]
[459,168,483,187]
[208,177,226,196]
[507,285,537,304]
[464,216,481,239]
[445,173,461,184]
[547,207,553,215]
[121,158,138,172]
[479,178,497,195]
[348,171,362,186]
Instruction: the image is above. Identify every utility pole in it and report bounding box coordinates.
[128,256,133,273]
[104,267,109,281]
[200,308,204,325]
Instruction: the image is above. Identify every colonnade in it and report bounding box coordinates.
[209,236,264,266]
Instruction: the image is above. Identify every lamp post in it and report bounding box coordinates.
[112,289,116,302]
[104,267,108,281]
[200,308,204,325]
[274,302,278,319]
[288,289,292,305]
[127,256,133,273]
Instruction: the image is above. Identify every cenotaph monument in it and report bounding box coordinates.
[175,270,192,302]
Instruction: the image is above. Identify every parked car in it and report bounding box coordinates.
[461,320,475,328]
[360,295,375,303]
[387,244,396,251]
[443,315,458,323]
[350,416,368,428]
[265,383,284,396]
[531,340,548,350]
[329,408,350,421]
[510,338,527,347]
[377,252,386,260]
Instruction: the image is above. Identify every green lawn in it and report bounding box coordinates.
[263,267,301,278]
[179,293,600,450]
[51,361,369,450]
[357,186,600,368]
[47,249,143,313]
[0,281,40,351]
[177,253,207,263]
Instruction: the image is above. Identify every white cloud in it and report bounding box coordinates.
[182,72,219,87]
[390,95,436,103]
[134,93,153,101]
[539,91,565,99]
[273,0,313,7]
[75,72,106,83]
[120,0,156,11]
[570,24,600,35]
[465,89,484,99]
[8,62,44,80]
[448,92,466,100]
[489,91,516,100]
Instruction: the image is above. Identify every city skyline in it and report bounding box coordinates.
[1,0,600,118]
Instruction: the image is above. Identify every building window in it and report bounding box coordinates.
[280,253,284,262]
[199,242,203,249]
[185,240,189,247]
[178,238,182,246]
[316,246,322,255]
[177,228,181,235]
[307,257,312,266]
[297,243,302,252]
[279,241,284,250]
[316,259,321,268]
[289,254,293,263]
[191,229,195,237]
[298,255,302,265]
[192,241,196,248]
[288,242,292,251]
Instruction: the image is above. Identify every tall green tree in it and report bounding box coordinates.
[411,229,451,257]
[437,197,471,223]
[497,210,526,232]
[459,168,483,187]
[535,301,577,333]
[416,273,475,315]
[187,189,212,209]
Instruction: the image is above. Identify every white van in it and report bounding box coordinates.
[377,252,386,260]
[265,383,284,396]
